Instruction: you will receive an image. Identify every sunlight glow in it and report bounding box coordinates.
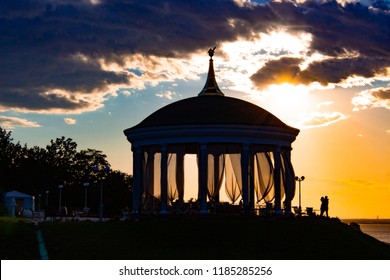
[259,31,312,56]
[218,31,313,97]
[251,83,315,124]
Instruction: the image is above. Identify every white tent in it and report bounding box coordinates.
[3,190,35,217]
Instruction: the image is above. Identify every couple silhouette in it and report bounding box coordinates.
[320,196,329,217]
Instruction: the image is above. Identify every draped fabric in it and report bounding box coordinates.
[253,152,274,203]
[166,145,186,204]
[224,153,242,204]
[142,149,159,211]
[140,144,296,212]
[281,150,295,207]
[207,153,225,202]
[142,150,154,196]
[167,153,178,203]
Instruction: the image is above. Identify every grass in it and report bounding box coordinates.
[2,216,390,260]
[0,217,40,260]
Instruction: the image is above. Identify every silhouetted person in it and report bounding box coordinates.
[324,196,329,217]
[320,196,329,217]
[320,197,325,216]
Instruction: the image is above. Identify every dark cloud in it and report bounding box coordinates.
[1,0,390,113]
[251,1,390,88]
[251,56,390,89]
[372,88,390,100]
[250,57,303,89]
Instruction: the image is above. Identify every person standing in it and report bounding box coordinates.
[320,197,325,216]
[324,196,329,217]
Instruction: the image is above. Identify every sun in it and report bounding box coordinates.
[250,83,317,126]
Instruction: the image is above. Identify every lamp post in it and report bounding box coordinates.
[38,194,41,212]
[94,165,110,222]
[295,176,305,213]
[58,184,64,215]
[83,182,90,212]
[45,191,49,208]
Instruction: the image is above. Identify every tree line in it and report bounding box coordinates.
[0,127,132,216]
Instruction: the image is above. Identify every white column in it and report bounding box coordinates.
[132,145,143,215]
[241,144,250,215]
[198,143,208,214]
[160,145,169,214]
[273,146,282,214]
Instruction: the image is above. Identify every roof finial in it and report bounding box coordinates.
[198,47,224,96]
[208,47,216,58]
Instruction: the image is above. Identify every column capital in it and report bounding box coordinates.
[199,143,208,150]
[242,143,250,151]
[273,146,282,153]
[160,144,168,152]
[131,144,142,153]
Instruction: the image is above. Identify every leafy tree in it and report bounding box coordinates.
[0,127,133,216]
[0,127,23,191]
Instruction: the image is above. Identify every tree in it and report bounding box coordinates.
[0,127,23,191]
[0,127,133,215]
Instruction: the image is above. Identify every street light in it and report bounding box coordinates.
[45,190,49,208]
[295,176,305,214]
[38,194,41,212]
[83,181,90,213]
[94,165,110,222]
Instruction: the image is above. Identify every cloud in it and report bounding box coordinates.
[251,55,389,89]
[250,57,304,89]
[386,129,390,135]
[64,117,77,125]
[0,116,41,129]
[316,101,334,107]
[156,90,175,100]
[1,0,390,114]
[294,111,350,129]
[352,87,390,111]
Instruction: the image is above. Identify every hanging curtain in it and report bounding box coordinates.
[281,150,296,206]
[207,152,225,202]
[153,152,161,199]
[254,152,274,203]
[142,149,154,196]
[142,148,159,211]
[224,152,242,204]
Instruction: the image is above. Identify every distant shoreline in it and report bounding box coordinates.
[342,219,390,224]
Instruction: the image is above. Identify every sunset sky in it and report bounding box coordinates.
[1,0,389,218]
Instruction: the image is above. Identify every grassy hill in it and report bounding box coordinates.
[1,216,390,260]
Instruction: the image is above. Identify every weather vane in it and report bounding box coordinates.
[208,47,216,58]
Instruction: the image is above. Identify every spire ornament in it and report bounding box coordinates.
[198,47,224,96]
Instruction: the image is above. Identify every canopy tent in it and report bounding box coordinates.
[3,190,35,216]
[124,49,300,215]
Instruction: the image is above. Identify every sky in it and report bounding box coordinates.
[1,0,389,219]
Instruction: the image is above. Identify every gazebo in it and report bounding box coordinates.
[124,48,300,215]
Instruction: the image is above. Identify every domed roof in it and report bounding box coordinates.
[126,48,299,135]
[131,95,293,129]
